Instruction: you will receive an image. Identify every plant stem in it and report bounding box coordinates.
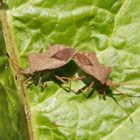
[0,10,34,140]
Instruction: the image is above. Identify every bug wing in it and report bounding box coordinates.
[47,44,68,57]
[74,52,112,84]
[74,53,97,77]
[27,45,76,73]
[51,48,76,62]
[85,52,112,84]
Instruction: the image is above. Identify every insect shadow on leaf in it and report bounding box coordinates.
[7,44,79,89]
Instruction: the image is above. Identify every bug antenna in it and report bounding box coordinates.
[118,102,133,123]
[110,94,133,123]
[7,53,23,71]
[110,85,134,107]
[112,81,140,87]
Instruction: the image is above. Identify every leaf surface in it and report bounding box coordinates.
[1,0,140,140]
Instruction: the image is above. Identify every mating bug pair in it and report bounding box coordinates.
[8,44,127,97]
[8,44,138,122]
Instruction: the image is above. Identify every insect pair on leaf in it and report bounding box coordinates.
[8,44,140,123]
[8,44,133,99]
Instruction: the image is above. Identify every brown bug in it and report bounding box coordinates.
[73,52,135,102]
[8,44,77,87]
[73,52,138,122]
[74,52,112,95]
[21,44,76,74]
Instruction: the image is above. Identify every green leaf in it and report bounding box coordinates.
[0,25,29,139]
[1,0,140,140]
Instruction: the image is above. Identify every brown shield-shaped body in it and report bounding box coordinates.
[74,52,112,84]
[21,44,76,75]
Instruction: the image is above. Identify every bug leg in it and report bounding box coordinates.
[55,75,78,93]
[24,76,32,84]
[55,75,72,91]
[98,85,107,100]
[40,82,48,91]
[43,83,48,88]
[76,85,87,94]
[38,75,48,89]
[32,72,42,86]
[69,75,86,92]
[55,75,86,82]
[55,75,87,93]
[86,82,94,92]
[78,82,94,97]
[35,72,48,89]
[110,94,133,123]
[107,79,135,106]
[37,73,43,86]
[67,80,71,92]
[55,75,68,84]
[26,82,33,89]
[72,75,86,81]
